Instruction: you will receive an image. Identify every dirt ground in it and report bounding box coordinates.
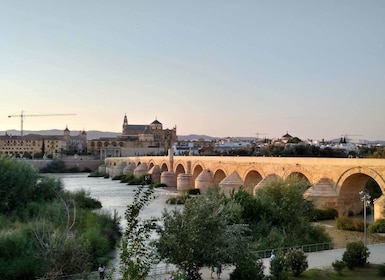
[317,220,385,248]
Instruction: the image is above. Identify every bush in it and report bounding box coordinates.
[285,248,308,277]
[378,263,385,277]
[270,253,288,280]
[187,188,201,195]
[336,216,364,231]
[312,208,338,221]
[342,241,370,269]
[332,260,346,274]
[368,219,385,233]
[230,259,265,280]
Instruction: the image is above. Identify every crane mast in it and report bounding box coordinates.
[8,111,77,137]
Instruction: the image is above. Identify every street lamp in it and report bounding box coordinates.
[359,188,371,247]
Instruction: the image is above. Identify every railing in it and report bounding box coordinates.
[255,242,332,259]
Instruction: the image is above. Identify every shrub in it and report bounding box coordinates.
[368,219,385,233]
[342,241,370,269]
[187,188,201,195]
[378,263,385,277]
[332,260,346,274]
[336,216,364,231]
[270,253,288,280]
[285,248,308,277]
[230,259,265,280]
[312,208,338,221]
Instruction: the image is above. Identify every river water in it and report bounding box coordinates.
[53,172,181,278]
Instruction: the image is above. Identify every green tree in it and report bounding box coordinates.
[0,156,39,213]
[234,176,331,249]
[156,187,254,279]
[119,186,158,280]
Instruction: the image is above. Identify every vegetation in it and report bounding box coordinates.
[342,241,370,269]
[285,248,308,277]
[336,216,365,232]
[156,187,254,280]
[233,176,331,250]
[368,219,385,233]
[0,156,121,280]
[119,185,158,280]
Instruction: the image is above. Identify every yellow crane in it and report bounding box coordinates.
[8,111,77,137]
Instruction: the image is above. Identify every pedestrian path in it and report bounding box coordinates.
[160,243,385,280]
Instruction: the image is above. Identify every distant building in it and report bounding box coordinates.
[0,127,87,159]
[87,114,177,159]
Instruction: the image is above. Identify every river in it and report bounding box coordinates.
[53,172,181,278]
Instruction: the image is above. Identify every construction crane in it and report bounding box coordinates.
[8,111,77,137]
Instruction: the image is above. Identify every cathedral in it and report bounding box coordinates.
[122,114,177,144]
[88,115,177,158]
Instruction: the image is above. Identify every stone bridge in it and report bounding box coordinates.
[102,151,385,221]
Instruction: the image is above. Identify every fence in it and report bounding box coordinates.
[255,242,332,259]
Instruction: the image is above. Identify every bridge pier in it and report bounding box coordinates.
[103,155,385,221]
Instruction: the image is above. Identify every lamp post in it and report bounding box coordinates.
[359,188,371,247]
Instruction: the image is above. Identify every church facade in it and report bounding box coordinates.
[87,115,177,159]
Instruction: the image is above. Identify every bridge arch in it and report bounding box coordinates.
[192,164,204,181]
[160,162,169,172]
[243,169,264,190]
[283,165,313,184]
[213,169,226,184]
[286,172,311,186]
[175,163,186,175]
[336,167,385,217]
[336,167,385,194]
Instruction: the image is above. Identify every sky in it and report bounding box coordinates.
[1,1,384,141]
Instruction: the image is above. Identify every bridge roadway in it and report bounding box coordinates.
[103,152,385,220]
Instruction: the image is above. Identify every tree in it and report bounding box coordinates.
[156,187,254,279]
[0,156,39,213]
[234,176,331,249]
[119,186,158,280]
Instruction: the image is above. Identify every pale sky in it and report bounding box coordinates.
[1,1,384,141]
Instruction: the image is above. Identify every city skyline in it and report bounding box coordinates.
[1,1,385,141]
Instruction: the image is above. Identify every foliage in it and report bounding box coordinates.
[285,248,308,277]
[169,269,189,280]
[378,263,385,276]
[156,187,253,279]
[312,208,339,221]
[119,185,158,280]
[270,252,288,280]
[120,173,152,185]
[342,241,370,269]
[368,219,385,233]
[40,159,66,173]
[234,177,331,250]
[336,216,365,232]
[0,157,121,279]
[0,156,39,213]
[230,259,265,280]
[332,260,346,274]
[0,229,41,279]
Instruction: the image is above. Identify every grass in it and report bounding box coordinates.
[290,264,384,279]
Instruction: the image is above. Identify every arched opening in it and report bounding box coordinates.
[244,170,263,190]
[175,163,186,176]
[287,172,310,186]
[161,163,168,172]
[213,169,226,185]
[339,173,382,219]
[193,165,203,181]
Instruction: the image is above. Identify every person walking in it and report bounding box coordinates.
[216,263,222,279]
[98,264,105,279]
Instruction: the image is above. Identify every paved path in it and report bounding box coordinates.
[160,243,385,280]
